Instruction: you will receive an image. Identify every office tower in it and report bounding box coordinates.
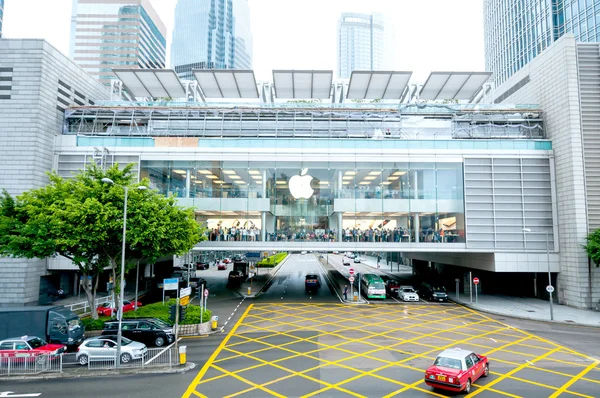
[337,12,387,79]
[171,0,253,80]
[0,0,4,38]
[485,0,600,85]
[69,0,166,86]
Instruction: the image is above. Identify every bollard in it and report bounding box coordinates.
[353,292,358,302]
[211,315,219,330]
[179,345,187,364]
[247,287,251,295]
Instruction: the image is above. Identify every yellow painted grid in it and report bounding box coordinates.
[183,303,600,398]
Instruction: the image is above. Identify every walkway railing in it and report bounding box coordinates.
[63,295,112,315]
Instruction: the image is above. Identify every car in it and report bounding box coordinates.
[424,348,489,393]
[76,336,147,366]
[223,258,232,264]
[102,319,174,347]
[305,274,320,292]
[301,251,307,255]
[0,336,66,363]
[419,283,449,302]
[217,262,227,270]
[399,286,420,302]
[196,262,209,270]
[342,257,350,266]
[97,300,142,317]
[332,251,339,254]
[353,256,361,263]
[385,280,401,297]
[227,270,244,287]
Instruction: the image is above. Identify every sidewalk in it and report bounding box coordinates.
[359,254,413,275]
[452,294,600,328]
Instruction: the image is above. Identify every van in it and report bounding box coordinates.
[102,318,174,347]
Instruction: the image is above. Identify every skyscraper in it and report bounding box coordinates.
[69,0,166,86]
[171,0,253,80]
[337,12,387,79]
[0,0,4,38]
[484,0,600,85]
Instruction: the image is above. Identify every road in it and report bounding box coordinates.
[2,253,600,398]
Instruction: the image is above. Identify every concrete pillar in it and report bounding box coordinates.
[262,169,267,198]
[338,212,343,242]
[261,212,266,241]
[185,169,191,199]
[414,213,420,243]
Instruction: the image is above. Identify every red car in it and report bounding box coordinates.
[96,300,142,317]
[0,336,66,363]
[424,348,489,393]
[217,262,227,270]
[222,258,232,264]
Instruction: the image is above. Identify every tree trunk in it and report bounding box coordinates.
[92,272,99,319]
[109,257,119,319]
[81,271,98,320]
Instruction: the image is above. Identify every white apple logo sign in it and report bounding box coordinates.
[289,168,314,199]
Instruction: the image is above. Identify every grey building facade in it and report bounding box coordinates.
[337,12,386,79]
[484,0,600,85]
[486,34,600,309]
[171,0,253,80]
[0,39,109,306]
[69,0,167,86]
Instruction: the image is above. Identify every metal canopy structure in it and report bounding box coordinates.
[272,70,333,99]
[346,71,412,99]
[193,70,259,98]
[112,69,186,99]
[419,72,492,101]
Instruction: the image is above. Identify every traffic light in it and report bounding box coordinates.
[169,305,177,322]
[179,305,187,321]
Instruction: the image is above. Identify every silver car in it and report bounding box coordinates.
[76,336,147,365]
[399,286,420,302]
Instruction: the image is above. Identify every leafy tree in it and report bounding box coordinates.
[584,229,600,267]
[0,164,202,318]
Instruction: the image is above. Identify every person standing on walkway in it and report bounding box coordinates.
[343,285,348,301]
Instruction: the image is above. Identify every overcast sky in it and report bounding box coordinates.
[2,0,485,82]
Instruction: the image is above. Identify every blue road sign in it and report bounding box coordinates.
[245,252,261,258]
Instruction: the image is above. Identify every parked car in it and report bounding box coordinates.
[419,283,448,302]
[424,348,489,393]
[76,336,147,365]
[96,300,142,317]
[196,262,209,270]
[399,286,420,302]
[0,336,66,363]
[217,262,227,270]
[102,319,174,347]
[385,280,401,297]
[343,257,351,266]
[304,274,320,292]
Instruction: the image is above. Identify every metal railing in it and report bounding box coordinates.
[63,295,112,315]
[0,354,63,376]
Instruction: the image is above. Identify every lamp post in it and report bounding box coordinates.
[523,228,554,321]
[102,178,146,367]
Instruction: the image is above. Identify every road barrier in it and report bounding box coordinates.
[0,354,63,376]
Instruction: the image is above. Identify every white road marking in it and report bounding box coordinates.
[490,338,497,343]
[145,338,182,365]
[0,393,42,398]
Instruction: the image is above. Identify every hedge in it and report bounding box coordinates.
[257,252,288,268]
[81,299,212,330]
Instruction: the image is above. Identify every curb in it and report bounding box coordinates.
[0,362,197,381]
[451,299,600,329]
[243,254,290,298]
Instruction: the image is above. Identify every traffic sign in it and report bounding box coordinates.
[180,287,192,298]
[163,278,179,290]
[349,276,355,283]
[204,289,209,297]
[180,295,190,306]
[473,277,480,285]
[546,285,554,293]
[349,268,355,275]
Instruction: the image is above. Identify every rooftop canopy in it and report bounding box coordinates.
[419,72,492,101]
[272,70,333,99]
[193,70,259,99]
[112,69,186,99]
[346,71,412,100]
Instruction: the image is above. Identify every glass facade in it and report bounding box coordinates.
[171,0,253,79]
[0,0,4,38]
[140,160,466,244]
[70,0,166,86]
[485,0,600,85]
[338,12,387,79]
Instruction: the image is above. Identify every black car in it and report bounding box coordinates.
[196,262,209,270]
[227,270,244,287]
[419,282,448,302]
[102,318,174,347]
[385,280,401,297]
[305,274,320,292]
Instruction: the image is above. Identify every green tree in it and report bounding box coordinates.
[0,164,202,318]
[584,229,600,267]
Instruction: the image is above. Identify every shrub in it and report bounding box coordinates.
[81,317,108,331]
[258,252,287,268]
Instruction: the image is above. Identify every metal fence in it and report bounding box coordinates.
[63,295,112,315]
[0,347,180,376]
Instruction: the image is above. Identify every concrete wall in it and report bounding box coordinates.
[487,34,594,308]
[0,39,109,306]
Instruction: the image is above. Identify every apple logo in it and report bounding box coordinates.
[289,168,314,199]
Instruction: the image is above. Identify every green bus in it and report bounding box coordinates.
[360,274,386,299]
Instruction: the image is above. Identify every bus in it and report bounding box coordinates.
[360,274,386,299]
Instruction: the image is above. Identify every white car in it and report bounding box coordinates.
[399,286,420,302]
[301,251,307,255]
[353,256,361,263]
[76,336,147,365]
[342,257,350,266]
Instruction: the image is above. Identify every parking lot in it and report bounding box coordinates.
[183,303,600,397]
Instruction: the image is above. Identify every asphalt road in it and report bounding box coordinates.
[3,253,600,398]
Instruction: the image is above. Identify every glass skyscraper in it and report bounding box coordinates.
[485,0,600,85]
[171,0,253,80]
[337,12,387,79]
[69,0,166,86]
[0,0,4,38]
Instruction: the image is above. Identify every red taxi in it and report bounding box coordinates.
[424,348,489,393]
[96,300,142,317]
[217,262,227,270]
[0,336,66,363]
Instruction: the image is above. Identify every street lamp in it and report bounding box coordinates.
[102,177,147,367]
[522,228,553,320]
